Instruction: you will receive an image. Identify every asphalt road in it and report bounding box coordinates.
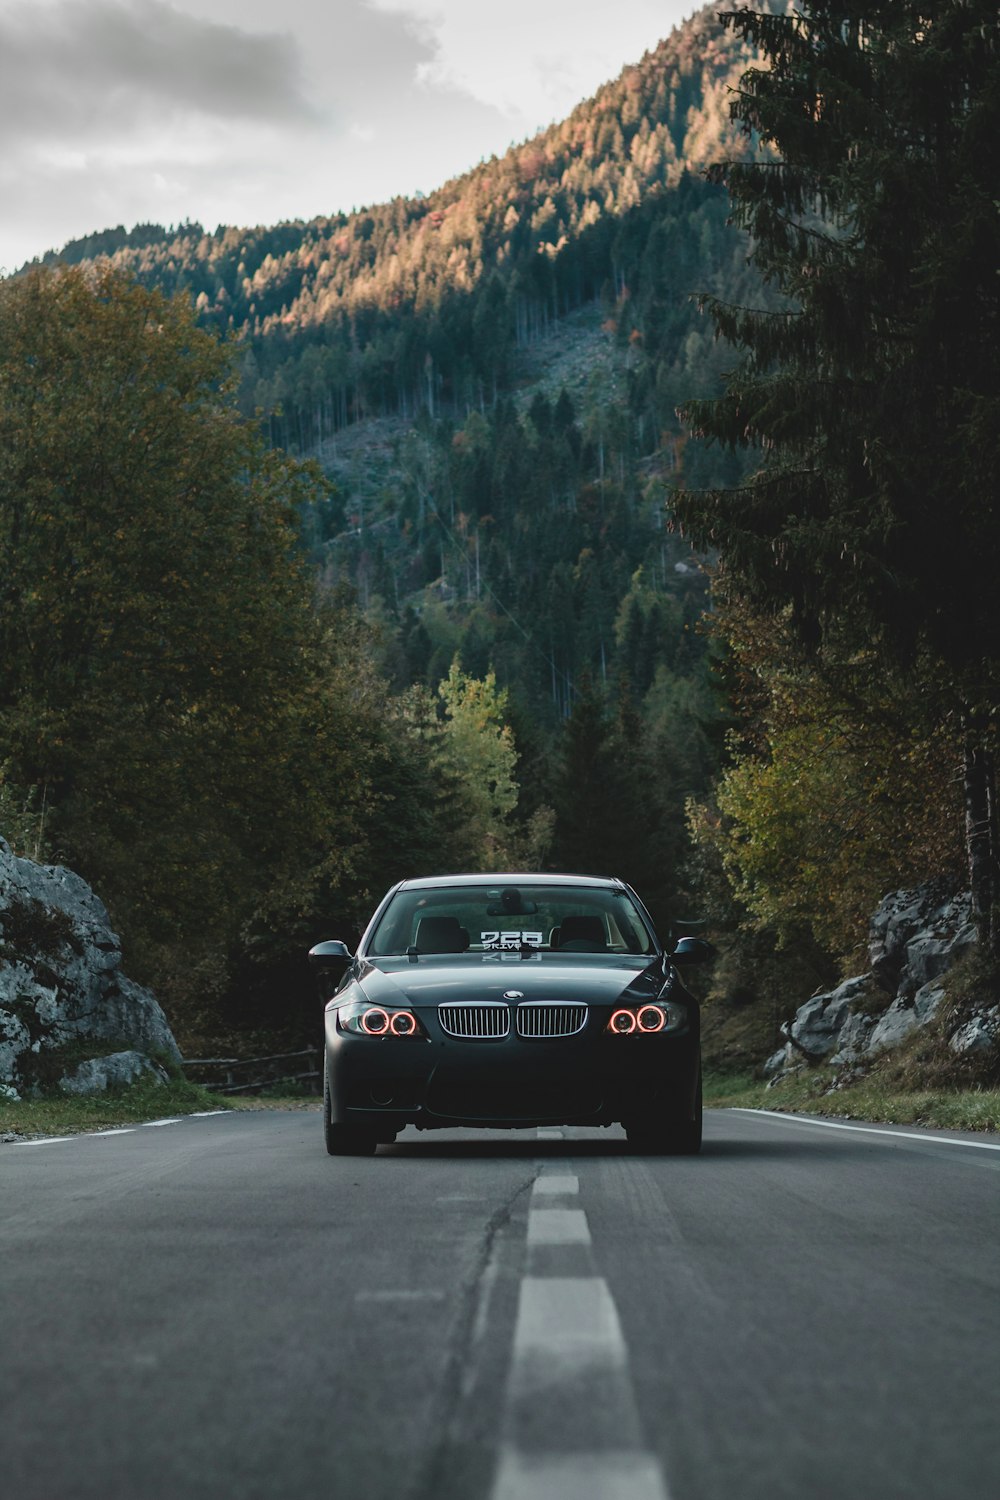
[2,1108,999,1500]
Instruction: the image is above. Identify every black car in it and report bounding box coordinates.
[309,873,710,1156]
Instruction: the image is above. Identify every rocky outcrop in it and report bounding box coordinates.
[0,837,180,1099]
[765,884,996,1079]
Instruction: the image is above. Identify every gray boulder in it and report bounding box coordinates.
[869,885,972,995]
[949,1008,1000,1057]
[829,1011,876,1066]
[58,1050,170,1095]
[786,975,874,1061]
[763,1047,788,1077]
[866,982,946,1056]
[768,885,977,1079]
[0,836,180,1096]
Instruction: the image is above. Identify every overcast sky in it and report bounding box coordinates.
[0,0,701,273]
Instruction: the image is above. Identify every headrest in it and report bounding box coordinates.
[415,915,470,953]
[555,915,606,950]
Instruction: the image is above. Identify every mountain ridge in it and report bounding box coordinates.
[26,2,758,445]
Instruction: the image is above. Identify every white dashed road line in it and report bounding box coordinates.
[490,1140,671,1500]
[526,1207,591,1246]
[494,1449,669,1500]
[512,1274,626,1365]
[531,1174,579,1196]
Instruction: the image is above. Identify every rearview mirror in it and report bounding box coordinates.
[486,887,539,917]
[671,936,715,966]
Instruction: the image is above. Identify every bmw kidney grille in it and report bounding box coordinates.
[437,1001,588,1039]
[517,1003,588,1038]
[438,1002,510,1038]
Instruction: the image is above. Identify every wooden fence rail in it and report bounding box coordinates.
[181,1047,321,1096]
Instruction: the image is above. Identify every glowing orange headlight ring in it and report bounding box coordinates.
[609,1008,637,1035]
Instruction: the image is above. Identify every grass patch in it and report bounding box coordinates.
[1,1072,322,1140]
[705,1069,1000,1133]
[0,1075,230,1139]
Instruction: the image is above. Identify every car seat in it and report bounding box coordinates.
[553,915,607,951]
[414,915,471,953]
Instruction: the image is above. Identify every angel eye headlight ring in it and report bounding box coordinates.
[337,1003,424,1038]
[606,1002,687,1036]
[609,1009,637,1034]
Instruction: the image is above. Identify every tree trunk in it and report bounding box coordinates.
[963,709,999,957]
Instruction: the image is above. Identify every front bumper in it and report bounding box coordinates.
[325,1009,700,1130]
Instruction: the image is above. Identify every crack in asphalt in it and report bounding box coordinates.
[408,1169,537,1500]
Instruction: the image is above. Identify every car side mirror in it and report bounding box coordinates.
[308,939,353,1000]
[309,939,352,966]
[671,936,715,966]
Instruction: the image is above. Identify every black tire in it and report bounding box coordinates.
[326,1124,378,1156]
[626,1071,702,1156]
[324,1057,378,1156]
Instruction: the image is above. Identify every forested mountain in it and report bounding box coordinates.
[42,2,756,444]
[26,3,767,946]
[5,1,995,1100]
[0,2,802,1053]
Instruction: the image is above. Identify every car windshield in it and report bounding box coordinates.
[367,883,656,958]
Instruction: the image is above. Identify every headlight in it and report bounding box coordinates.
[337,1001,426,1038]
[606,1001,687,1036]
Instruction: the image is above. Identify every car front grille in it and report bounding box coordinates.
[438,1002,510,1039]
[516,1003,588,1038]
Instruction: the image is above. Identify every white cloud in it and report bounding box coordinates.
[0,0,314,143]
[369,0,691,128]
[0,0,697,272]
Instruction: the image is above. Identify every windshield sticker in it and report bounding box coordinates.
[481,930,543,950]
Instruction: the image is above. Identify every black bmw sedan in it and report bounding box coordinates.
[309,873,710,1156]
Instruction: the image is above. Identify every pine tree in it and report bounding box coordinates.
[672,3,1000,950]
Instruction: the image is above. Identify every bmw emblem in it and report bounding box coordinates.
[503,990,524,1000]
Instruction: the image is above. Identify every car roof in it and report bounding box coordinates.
[395,873,628,891]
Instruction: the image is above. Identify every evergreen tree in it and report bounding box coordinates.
[673,3,1000,949]
[550,676,618,875]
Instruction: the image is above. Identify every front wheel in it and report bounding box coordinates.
[326,1123,378,1156]
[626,1072,702,1156]
[324,1057,378,1156]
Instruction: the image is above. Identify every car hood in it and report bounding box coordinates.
[351,952,668,1009]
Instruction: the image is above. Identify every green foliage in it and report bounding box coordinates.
[676,3,1000,691]
[674,2,1000,950]
[390,662,525,875]
[437,660,519,859]
[0,268,339,1008]
[0,763,50,860]
[0,266,467,1041]
[689,598,964,961]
